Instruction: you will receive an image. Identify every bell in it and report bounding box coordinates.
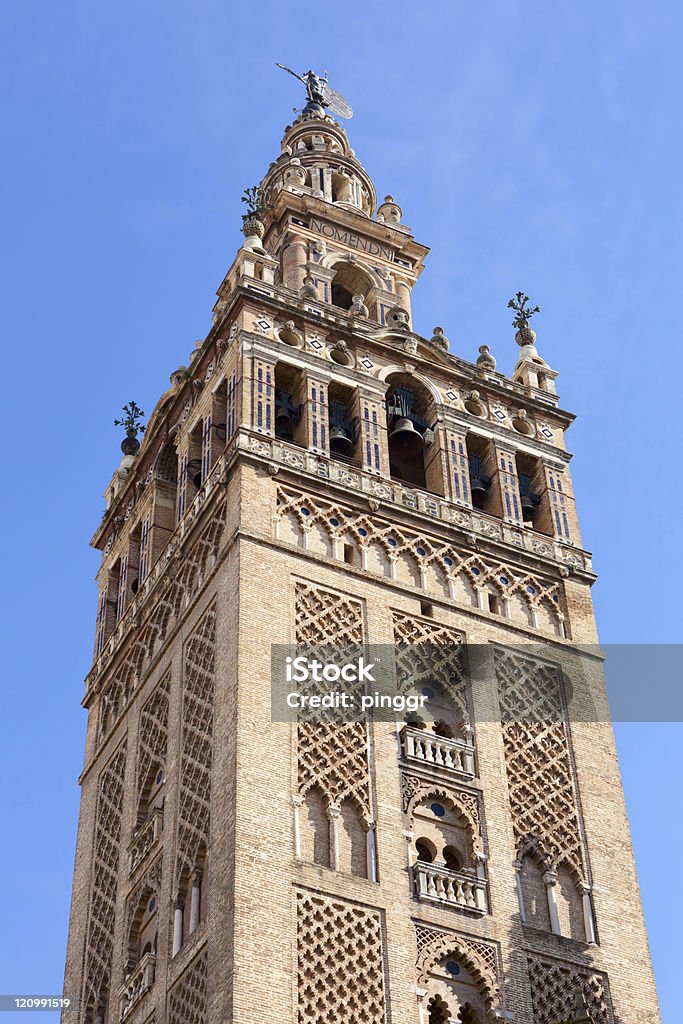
[192,471,202,490]
[389,417,423,459]
[469,476,489,509]
[329,425,354,457]
[275,408,293,438]
[520,493,538,522]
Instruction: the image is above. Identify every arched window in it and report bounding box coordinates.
[428,995,452,1024]
[519,851,551,931]
[416,838,437,863]
[556,862,586,941]
[330,263,374,315]
[385,374,440,492]
[338,799,367,878]
[126,888,158,974]
[300,786,330,867]
[411,798,474,871]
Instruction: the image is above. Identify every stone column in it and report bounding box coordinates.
[543,869,562,935]
[581,882,597,944]
[189,875,201,934]
[364,816,377,882]
[292,795,303,859]
[172,899,184,956]
[513,858,526,923]
[328,805,341,871]
[415,987,428,1024]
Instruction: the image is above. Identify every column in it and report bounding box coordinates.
[494,444,523,525]
[172,899,184,956]
[189,875,201,934]
[513,858,526,923]
[292,795,303,859]
[543,870,562,935]
[364,816,377,882]
[581,882,597,943]
[328,805,341,871]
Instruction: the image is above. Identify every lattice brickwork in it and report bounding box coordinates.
[136,671,170,801]
[82,743,127,1018]
[169,948,208,1024]
[297,892,386,1024]
[413,923,498,1010]
[97,500,225,745]
[495,649,584,875]
[393,612,468,721]
[527,954,613,1024]
[176,606,216,882]
[294,583,371,815]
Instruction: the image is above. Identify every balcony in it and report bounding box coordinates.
[129,807,163,874]
[414,862,487,913]
[118,953,156,1020]
[401,726,475,778]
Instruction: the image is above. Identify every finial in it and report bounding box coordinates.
[477,345,496,371]
[430,327,450,353]
[114,401,145,455]
[508,291,540,349]
[241,185,270,252]
[275,64,353,119]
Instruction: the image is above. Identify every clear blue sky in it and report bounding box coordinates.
[1,2,680,1021]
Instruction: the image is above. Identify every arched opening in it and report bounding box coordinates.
[416,838,437,863]
[135,763,165,829]
[385,374,438,491]
[328,381,359,464]
[428,995,452,1024]
[300,786,330,867]
[443,845,462,871]
[411,798,475,871]
[126,888,158,974]
[519,851,551,931]
[274,362,304,445]
[556,863,586,941]
[330,263,374,315]
[338,799,367,878]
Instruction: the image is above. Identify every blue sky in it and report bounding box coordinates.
[1,2,680,1021]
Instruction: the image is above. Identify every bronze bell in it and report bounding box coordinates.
[329,425,354,457]
[388,417,424,459]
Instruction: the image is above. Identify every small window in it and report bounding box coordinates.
[420,601,434,617]
[343,544,356,565]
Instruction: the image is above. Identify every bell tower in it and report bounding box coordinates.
[63,76,660,1024]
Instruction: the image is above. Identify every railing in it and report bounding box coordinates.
[129,807,163,874]
[414,862,487,913]
[401,726,475,777]
[118,953,156,1020]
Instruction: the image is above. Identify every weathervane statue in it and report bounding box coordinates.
[276,64,353,119]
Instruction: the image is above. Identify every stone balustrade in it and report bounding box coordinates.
[401,726,475,777]
[118,952,156,1020]
[414,862,487,913]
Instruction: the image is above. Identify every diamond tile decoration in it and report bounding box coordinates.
[360,357,374,371]
[308,335,324,350]
[444,389,458,403]
[254,317,271,333]
[493,407,506,421]
[540,426,554,440]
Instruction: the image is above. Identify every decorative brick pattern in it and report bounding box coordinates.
[175,606,216,883]
[81,743,127,1018]
[496,648,584,876]
[168,949,208,1024]
[297,892,385,1024]
[527,954,613,1024]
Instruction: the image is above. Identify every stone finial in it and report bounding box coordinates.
[377,195,402,225]
[508,291,541,354]
[114,401,145,456]
[300,274,318,299]
[385,305,410,331]
[430,326,450,352]
[477,344,496,371]
[350,293,369,317]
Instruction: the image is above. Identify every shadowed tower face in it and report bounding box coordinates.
[63,81,660,1024]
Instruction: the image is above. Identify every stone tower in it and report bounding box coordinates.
[63,90,661,1024]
